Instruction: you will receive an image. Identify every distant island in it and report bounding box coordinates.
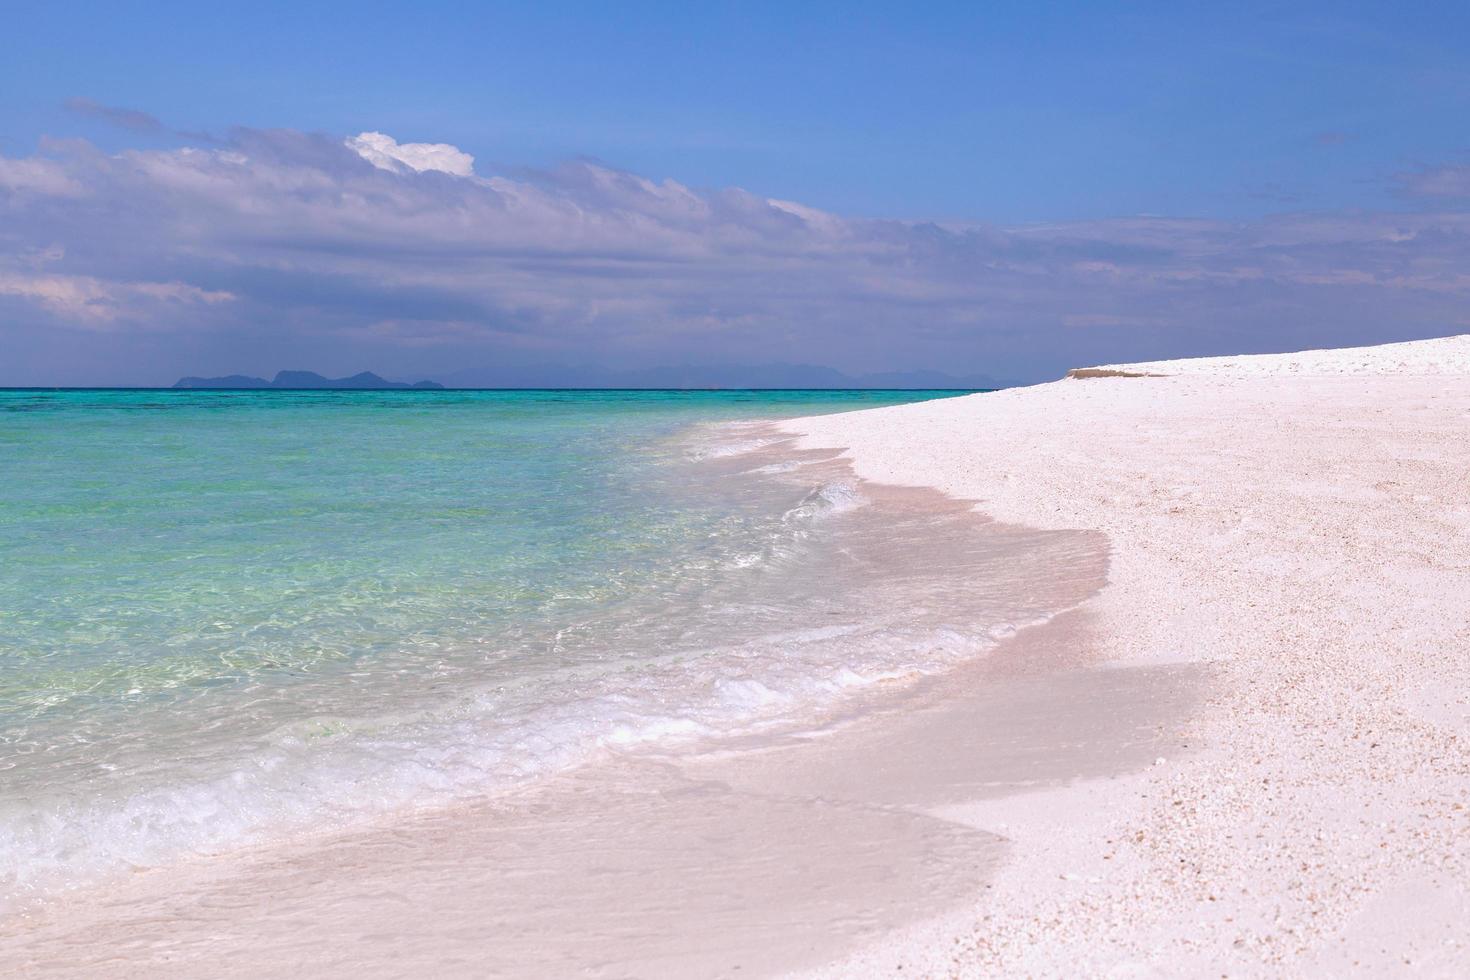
[173,371,445,390]
[172,364,1012,390]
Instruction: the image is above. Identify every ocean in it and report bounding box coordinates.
[0,387,1094,910]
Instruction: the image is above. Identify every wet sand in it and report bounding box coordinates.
[16,333,1457,977]
[789,336,1470,976]
[0,465,1203,978]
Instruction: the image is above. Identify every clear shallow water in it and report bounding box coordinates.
[0,387,1103,909]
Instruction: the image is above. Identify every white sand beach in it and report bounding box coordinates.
[787,334,1470,976]
[12,2,1470,975]
[2,336,1466,978]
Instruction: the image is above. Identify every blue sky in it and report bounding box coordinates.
[3,2,1470,384]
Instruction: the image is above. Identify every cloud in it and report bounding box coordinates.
[0,156,85,196]
[0,270,234,325]
[346,131,476,176]
[1395,164,1470,199]
[1,126,1468,383]
[64,97,165,133]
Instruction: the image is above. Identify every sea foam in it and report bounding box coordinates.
[0,389,1092,911]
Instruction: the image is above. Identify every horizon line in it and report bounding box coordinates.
[0,385,997,393]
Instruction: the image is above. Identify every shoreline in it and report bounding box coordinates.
[1,606,1186,979]
[0,398,971,918]
[784,335,1470,975]
[3,335,1467,976]
[0,435,1152,977]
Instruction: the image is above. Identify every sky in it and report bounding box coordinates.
[3,1,1470,385]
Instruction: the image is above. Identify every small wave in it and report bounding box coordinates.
[687,436,782,461]
[746,460,802,475]
[682,418,789,462]
[782,481,866,523]
[0,616,1013,912]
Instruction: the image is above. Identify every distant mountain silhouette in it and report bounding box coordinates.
[174,364,1011,391]
[173,370,444,390]
[433,363,1011,389]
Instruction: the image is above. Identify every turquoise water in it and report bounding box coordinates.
[3,387,1014,904]
[3,389,948,711]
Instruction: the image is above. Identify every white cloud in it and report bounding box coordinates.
[767,198,845,236]
[346,131,476,177]
[0,272,234,325]
[2,127,1469,379]
[0,157,85,196]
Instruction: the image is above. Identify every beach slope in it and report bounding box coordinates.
[787,335,1470,976]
